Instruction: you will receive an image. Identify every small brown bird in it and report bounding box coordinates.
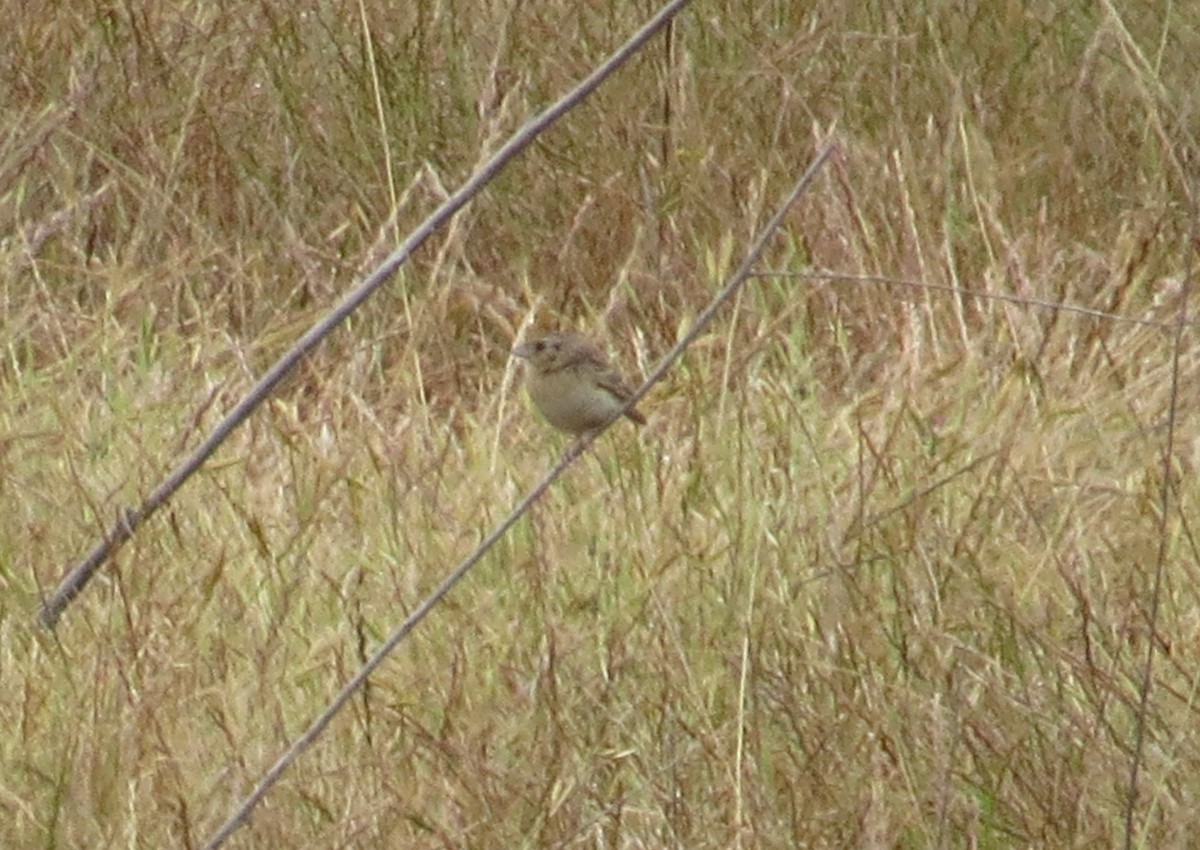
[513,332,646,434]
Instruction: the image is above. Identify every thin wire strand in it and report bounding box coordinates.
[760,270,1194,329]
[197,140,835,850]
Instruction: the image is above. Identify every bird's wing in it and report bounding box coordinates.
[596,369,647,424]
[562,343,610,373]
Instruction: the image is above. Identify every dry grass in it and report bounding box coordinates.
[3,1,1198,847]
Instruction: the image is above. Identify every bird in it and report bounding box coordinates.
[512,332,646,435]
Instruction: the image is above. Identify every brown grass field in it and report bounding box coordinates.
[3,1,1198,847]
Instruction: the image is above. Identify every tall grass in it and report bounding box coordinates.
[2,1,1197,846]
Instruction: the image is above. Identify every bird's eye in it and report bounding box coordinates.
[535,341,546,351]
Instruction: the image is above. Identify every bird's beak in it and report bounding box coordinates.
[512,342,532,359]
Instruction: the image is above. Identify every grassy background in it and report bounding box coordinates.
[3,1,1198,846]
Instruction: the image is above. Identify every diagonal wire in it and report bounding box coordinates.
[38,0,696,630]
[197,141,836,849]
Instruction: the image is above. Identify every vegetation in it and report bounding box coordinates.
[2,1,1196,846]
